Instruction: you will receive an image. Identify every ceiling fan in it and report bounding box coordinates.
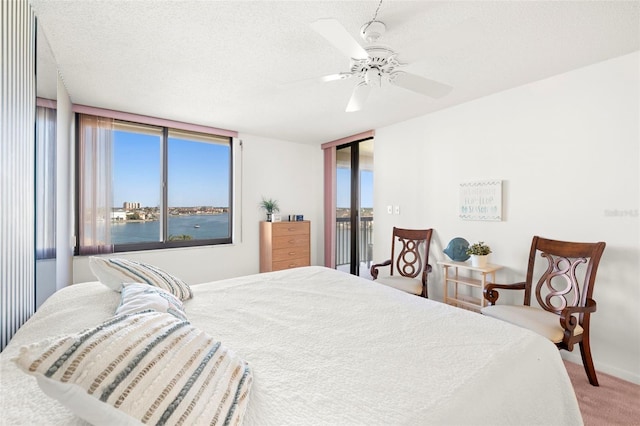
[310,18,453,112]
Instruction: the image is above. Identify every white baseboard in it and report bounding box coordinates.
[561,352,640,385]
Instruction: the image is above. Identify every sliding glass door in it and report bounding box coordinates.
[335,139,373,277]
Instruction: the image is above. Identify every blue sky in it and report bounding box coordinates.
[113,131,230,207]
[337,168,373,208]
[113,130,371,209]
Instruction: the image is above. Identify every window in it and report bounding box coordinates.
[166,129,231,243]
[76,114,232,254]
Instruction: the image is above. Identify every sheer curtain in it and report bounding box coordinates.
[35,106,57,259]
[78,114,114,255]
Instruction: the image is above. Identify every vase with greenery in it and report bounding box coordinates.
[466,241,491,267]
[259,197,280,222]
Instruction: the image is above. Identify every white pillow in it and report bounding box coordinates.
[89,256,193,301]
[117,283,187,321]
[13,311,253,426]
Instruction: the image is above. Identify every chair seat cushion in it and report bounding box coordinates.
[481,305,583,343]
[375,276,422,295]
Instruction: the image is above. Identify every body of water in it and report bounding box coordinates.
[111,213,229,244]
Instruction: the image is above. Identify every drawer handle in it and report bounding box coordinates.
[287,228,296,232]
[288,264,296,268]
[288,252,296,255]
[288,239,295,244]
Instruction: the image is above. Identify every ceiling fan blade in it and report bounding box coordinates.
[279,72,352,89]
[390,72,453,99]
[310,18,368,60]
[320,72,353,83]
[346,82,371,112]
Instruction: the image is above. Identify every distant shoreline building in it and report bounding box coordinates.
[123,201,141,210]
[111,209,126,221]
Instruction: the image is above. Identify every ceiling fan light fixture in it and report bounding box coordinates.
[364,67,382,87]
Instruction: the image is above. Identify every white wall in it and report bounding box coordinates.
[38,73,75,309]
[373,52,639,383]
[56,75,74,288]
[73,133,324,284]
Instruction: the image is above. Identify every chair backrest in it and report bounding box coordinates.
[389,227,433,279]
[524,236,606,322]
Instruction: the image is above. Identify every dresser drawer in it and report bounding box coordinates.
[272,235,309,249]
[271,257,310,272]
[272,247,310,263]
[272,221,309,237]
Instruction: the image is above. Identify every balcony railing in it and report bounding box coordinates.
[336,216,373,267]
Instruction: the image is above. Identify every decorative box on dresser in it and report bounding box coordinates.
[260,221,310,272]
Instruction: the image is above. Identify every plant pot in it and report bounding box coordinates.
[266,213,273,222]
[470,254,489,268]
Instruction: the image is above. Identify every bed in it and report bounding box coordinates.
[0,265,582,425]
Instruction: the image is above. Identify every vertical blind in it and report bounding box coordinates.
[1,0,36,350]
[36,106,57,259]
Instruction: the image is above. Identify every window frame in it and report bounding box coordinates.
[75,112,234,254]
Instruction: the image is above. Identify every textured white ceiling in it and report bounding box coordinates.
[32,0,640,144]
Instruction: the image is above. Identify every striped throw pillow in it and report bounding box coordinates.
[13,311,252,426]
[89,257,193,301]
[116,283,187,321]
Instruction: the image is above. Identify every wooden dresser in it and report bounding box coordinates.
[260,221,310,272]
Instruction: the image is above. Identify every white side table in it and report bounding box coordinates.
[438,260,503,312]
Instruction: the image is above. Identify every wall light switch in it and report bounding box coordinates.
[394,205,400,215]
[387,205,393,214]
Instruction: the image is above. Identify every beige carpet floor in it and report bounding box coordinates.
[564,361,640,425]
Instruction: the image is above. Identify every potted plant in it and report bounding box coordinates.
[466,241,492,267]
[259,197,280,222]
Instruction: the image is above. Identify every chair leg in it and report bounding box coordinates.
[579,338,599,386]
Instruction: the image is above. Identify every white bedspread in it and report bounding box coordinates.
[0,266,582,425]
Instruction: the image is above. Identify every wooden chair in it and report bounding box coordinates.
[481,236,606,386]
[370,227,433,298]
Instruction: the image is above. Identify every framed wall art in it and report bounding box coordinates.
[459,180,503,221]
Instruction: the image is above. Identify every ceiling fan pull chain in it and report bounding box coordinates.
[363,0,384,33]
